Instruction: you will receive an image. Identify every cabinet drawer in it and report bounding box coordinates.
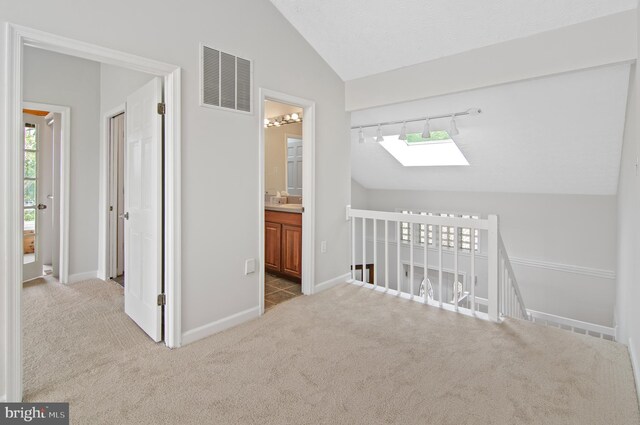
[265,210,302,227]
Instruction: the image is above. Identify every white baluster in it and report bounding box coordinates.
[454,226,459,311]
[384,220,389,291]
[410,223,415,299]
[438,225,443,307]
[470,227,476,314]
[397,221,401,295]
[362,217,366,285]
[351,216,356,281]
[373,219,377,288]
[423,222,428,305]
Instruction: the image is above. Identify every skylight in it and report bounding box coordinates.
[380,132,469,167]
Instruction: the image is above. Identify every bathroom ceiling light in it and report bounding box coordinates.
[264,112,303,128]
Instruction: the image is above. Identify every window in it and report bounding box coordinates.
[24,123,38,264]
[400,210,479,252]
[380,131,469,167]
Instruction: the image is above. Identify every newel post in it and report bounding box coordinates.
[487,215,500,322]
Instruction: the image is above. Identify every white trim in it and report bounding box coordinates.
[0,395,6,402]
[181,306,260,346]
[258,89,316,316]
[315,273,351,293]
[628,338,640,405]
[509,256,615,280]
[99,104,125,281]
[67,271,98,284]
[365,238,616,280]
[2,23,183,402]
[527,309,616,337]
[22,102,70,284]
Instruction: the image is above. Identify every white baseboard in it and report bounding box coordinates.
[628,338,640,404]
[0,394,6,402]
[314,272,351,294]
[181,306,260,346]
[67,271,98,283]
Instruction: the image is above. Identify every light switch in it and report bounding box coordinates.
[245,258,256,275]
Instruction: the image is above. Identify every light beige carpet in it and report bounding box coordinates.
[23,277,640,425]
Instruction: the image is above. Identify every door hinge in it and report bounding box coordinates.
[109,206,113,212]
[301,207,305,213]
[157,102,166,115]
[157,293,166,306]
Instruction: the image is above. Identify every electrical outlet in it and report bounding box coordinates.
[320,241,327,253]
[244,258,256,275]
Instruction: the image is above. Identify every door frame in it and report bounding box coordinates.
[2,23,183,402]
[22,101,71,284]
[258,89,316,314]
[103,104,126,281]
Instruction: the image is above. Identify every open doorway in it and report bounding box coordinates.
[3,24,182,402]
[259,90,316,315]
[263,100,304,310]
[108,112,126,287]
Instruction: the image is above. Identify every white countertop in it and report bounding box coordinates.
[265,203,303,213]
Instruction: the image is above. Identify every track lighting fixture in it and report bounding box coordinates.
[398,122,407,141]
[449,115,459,136]
[421,118,431,139]
[376,125,384,142]
[350,108,480,137]
[358,127,365,144]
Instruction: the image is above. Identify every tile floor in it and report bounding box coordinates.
[265,273,302,310]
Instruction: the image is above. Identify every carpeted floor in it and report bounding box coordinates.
[23,277,640,424]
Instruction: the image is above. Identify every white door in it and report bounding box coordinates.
[23,118,44,281]
[124,77,163,342]
[287,137,303,196]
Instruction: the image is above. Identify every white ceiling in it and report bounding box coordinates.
[351,64,631,195]
[270,0,636,81]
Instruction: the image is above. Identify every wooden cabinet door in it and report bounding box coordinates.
[265,222,282,272]
[281,224,302,278]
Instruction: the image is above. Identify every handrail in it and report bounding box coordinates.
[498,232,530,320]
[348,208,490,230]
[347,207,530,324]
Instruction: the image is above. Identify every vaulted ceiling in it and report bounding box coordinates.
[350,64,631,195]
[270,0,636,81]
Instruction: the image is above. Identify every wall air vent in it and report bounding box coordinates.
[200,44,252,114]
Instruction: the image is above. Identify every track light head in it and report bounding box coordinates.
[449,115,459,136]
[376,125,384,142]
[399,121,407,141]
[358,127,365,144]
[421,118,431,139]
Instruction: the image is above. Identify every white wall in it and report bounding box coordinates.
[350,179,368,209]
[23,47,101,278]
[100,64,154,115]
[353,185,618,326]
[345,10,637,111]
[616,5,640,375]
[0,0,349,397]
[265,122,302,195]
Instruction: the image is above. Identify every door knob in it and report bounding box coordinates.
[37,203,47,210]
[119,212,129,220]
